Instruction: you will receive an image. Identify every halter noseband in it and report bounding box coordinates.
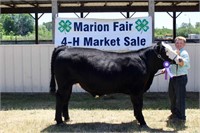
[153,45,178,64]
[153,46,165,61]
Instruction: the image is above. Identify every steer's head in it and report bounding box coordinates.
[154,41,183,67]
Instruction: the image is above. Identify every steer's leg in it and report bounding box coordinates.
[55,80,68,125]
[55,89,64,124]
[130,95,147,127]
[62,85,72,122]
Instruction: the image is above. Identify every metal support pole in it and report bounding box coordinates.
[199,0,200,11]
[148,0,155,43]
[167,12,181,42]
[199,0,200,43]
[80,12,84,18]
[35,13,38,44]
[127,12,130,18]
[52,0,58,44]
[173,11,176,41]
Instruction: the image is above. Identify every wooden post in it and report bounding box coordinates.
[148,0,155,43]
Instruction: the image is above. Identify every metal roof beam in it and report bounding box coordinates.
[2,3,15,8]
[21,0,37,7]
[1,5,199,14]
[0,0,199,13]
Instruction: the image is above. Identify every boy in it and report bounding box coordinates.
[168,36,190,121]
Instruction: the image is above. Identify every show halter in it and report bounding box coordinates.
[153,44,174,80]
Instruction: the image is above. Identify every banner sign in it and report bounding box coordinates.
[55,17,152,51]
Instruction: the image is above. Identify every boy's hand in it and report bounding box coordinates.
[175,50,180,55]
[161,68,165,74]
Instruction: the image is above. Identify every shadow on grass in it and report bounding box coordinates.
[166,119,187,132]
[1,92,199,110]
[41,120,173,132]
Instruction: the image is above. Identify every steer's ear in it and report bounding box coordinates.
[156,41,162,46]
[156,41,163,52]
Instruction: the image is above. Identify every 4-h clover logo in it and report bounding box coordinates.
[135,19,149,32]
[58,20,72,33]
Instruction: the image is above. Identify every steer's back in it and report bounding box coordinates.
[54,47,148,96]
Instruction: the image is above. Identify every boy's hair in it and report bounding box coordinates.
[175,36,186,43]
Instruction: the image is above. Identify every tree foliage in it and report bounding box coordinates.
[155,27,172,39]
[155,22,200,39]
[1,14,34,36]
[3,15,16,35]
[43,22,52,31]
[195,22,200,28]
[38,24,52,40]
[0,23,4,39]
[16,14,34,36]
[177,22,200,37]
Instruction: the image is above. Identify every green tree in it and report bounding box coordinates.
[1,14,34,36]
[0,23,4,39]
[43,22,52,31]
[0,14,6,23]
[179,22,188,28]
[155,27,172,39]
[177,27,189,37]
[15,14,34,36]
[194,22,200,34]
[38,25,52,40]
[3,15,16,35]
[195,22,200,28]
[177,22,197,37]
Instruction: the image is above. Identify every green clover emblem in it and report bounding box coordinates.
[135,19,149,32]
[58,20,72,33]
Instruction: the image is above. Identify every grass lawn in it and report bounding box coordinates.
[0,92,199,132]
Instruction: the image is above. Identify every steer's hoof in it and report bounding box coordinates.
[56,121,64,125]
[64,118,71,122]
[140,124,151,130]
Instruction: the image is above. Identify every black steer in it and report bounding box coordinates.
[50,42,173,127]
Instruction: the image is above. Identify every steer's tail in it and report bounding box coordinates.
[50,46,66,94]
[50,47,57,94]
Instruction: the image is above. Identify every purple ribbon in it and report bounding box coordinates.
[163,61,173,80]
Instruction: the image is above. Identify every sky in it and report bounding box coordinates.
[38,12,200,29]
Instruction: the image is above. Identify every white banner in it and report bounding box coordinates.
[55,17,152,51]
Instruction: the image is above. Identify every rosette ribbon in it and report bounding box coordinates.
[163,61,173,80]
